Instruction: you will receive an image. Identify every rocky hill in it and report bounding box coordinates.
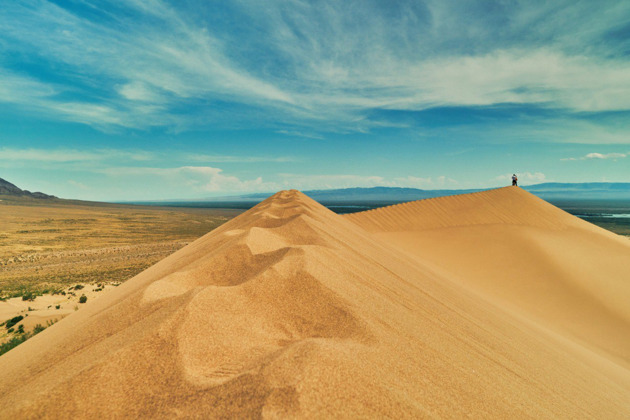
[0,177,55,199]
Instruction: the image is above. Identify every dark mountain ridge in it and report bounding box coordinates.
[0,177,55,199]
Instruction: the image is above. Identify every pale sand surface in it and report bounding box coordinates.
[346,187,630,369]
[0,188,628,418]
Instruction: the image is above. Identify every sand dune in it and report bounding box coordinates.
[0,189,629,418]
[346,186,630,368]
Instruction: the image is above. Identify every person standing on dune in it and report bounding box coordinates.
[512,174,518,186]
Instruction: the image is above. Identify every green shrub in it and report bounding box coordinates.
[33,324,46,334]
[74,285,84,290]
[0,335,28,356]
[22,291,35,301]
[5,315,23,329]
[0,320,57,356]
[55,304,60,309]
[79,295,87,304]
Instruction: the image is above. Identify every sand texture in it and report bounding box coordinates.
[0,188,629,418]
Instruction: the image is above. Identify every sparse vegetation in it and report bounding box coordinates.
[5,316,24,330]
[21,291,36,301]
[0,198,240,298]
[0,320,56,356]
[0,335,28,356]
[0,198,241,358]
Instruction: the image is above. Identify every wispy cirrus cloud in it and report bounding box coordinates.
[1,0,629,135]
[184,154,296,163]
[0,148,154,162]
[0,0,294,128]
[0,147,297,168]
[276,130,325,140]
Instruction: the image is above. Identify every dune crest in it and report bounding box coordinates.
[0,189,629,418]
[346,186,591,231]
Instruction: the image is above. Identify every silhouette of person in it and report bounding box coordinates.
[512,174,518,186]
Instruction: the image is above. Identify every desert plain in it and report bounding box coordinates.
[0,187,629,418]
[0,196,241,352]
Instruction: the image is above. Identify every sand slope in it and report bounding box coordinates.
[0,189,629,418]
[346,187,630,368]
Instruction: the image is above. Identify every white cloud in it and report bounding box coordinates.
[185,154,296,163]
[179,166,274,192]
[100,166,279,194]
[277,174,393,190]
[562,152,627,161]
[0,147,296,165]
[393,176,460,189]
[584,152,626,160]
[0,148,98,162]
[0,1,294,128]
[276,173,463,191]
[1,1,630,132]
[276,130,325,140]
[0,148,155,162]
[404,50,630,112]
[117,81,161,102]
[0,70,57,102]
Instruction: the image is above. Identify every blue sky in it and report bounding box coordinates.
[1,0,629,200]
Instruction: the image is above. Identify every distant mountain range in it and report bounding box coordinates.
[0,177,56,199]
[119,183,630,212]
[3,176,630,205]
[524,183,630,199]
[176,183,630,206]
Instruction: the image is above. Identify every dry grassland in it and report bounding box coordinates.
[0,196,242,298]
